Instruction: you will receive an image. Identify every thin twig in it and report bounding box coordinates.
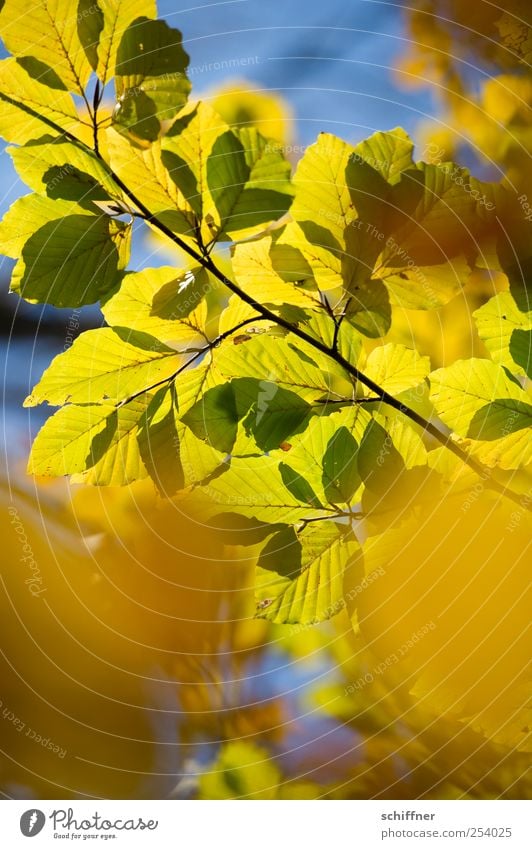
[116,317,266,408]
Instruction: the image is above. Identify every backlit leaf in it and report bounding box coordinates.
[255,522,359,624]
[95,0,157,86]
[429,358,532,443]
[0,58,79,144]
[474,292,532,379]
[113,16,190,142]
[0,0,93,94]
[10,210,131,307]
[24,328,181,406]
[101,265,210,348]
[28,397,149,485]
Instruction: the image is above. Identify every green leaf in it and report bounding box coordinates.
[9,136,118,203]
[278,463,322,508]
[363,343,430,395]
[113,16,190,142]
[0,0,93,94]
[468,429,532,470]
[138,384,184,494]
[357,416,430,529]
[303,312,363,366]
[237,378,313,454]
[181,383,239,455]
[270,408,371,507]
[284,132,390,286]
[77,0,104,72]
[474,292,532,379]
[28,397,149,485]
[290,133,358,244]
[210,332,358,452]
[180,456,334,525]
[0,58,79,144]
[351,127,415,184]
[101,265,210,348]
[214,333,352,403]
[378,256,470,310]
[106,128,195,235]
[344,278,392,338]
[162,102,293,242]
[10,210,131,307]
[322,426,361,504]
[93,0,157,85]
[231,236,323,309]
[429,358,532,441]
[218,295,264,336]
[0,194,78,257]
[24,328,181,406]
[370,410,427,469]
[138,374,225,494]
[255,522,359,624]
[215,125,294,240]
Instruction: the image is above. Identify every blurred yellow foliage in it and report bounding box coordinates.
[210,80,293,145]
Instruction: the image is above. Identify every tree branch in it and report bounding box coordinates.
[6,103,527,509]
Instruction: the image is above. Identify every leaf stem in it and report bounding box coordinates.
[116,316,266,407]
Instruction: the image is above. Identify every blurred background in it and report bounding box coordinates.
[1,0,531,799]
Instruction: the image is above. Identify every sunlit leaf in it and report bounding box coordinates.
[24,328,181,406]
[429,358,532,442]
[231,236,322,309]
[0,58,79,144]
[363,343,430,395]
[0,0,93,94]
[180,456,334,525]
[106,127,196,235]
[162,101,293,242]
[113,16,190,142]
[10,211,130,307]
[352,127,415,184]
[94,0,157,85]
[101,265,210,348]
[28,397,149,485]
[255,521,359,624]
[9,135,118,203]
[474,292,532,379]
